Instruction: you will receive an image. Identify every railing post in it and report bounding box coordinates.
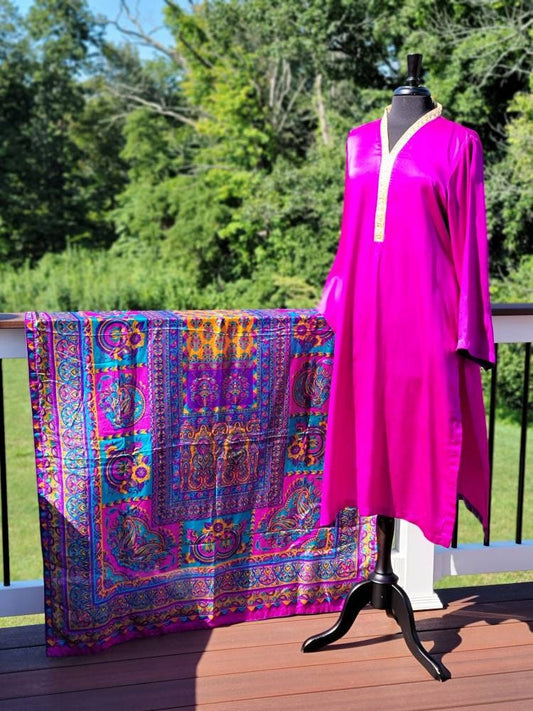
[0,315,27,598]
[392,520,443,610]
[516,342,531,544]
[485,343,498,547]
[0,359,10,587]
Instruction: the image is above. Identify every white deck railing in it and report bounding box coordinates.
[0,308,531,616]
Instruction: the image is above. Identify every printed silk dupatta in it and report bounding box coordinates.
[26,309,376,655]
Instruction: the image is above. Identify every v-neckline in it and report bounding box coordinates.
[380,102,442,159]
[373,102,442,243]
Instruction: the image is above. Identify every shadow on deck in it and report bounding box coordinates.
[1,582,532,711]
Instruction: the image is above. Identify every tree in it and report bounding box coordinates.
[0,0,36,260]
[108,0,404,294]
[2,0,531,305]
[389,0,533,270]
[0,0,124,262]
[486,81,533,268]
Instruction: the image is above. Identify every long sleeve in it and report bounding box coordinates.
[448,131,495,370]
[317,138,353,333]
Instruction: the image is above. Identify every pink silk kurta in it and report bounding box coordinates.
[318,104,495,547]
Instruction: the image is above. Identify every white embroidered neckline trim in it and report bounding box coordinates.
[374,102,442,243]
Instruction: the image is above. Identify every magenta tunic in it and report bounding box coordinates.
[318,104,495,547]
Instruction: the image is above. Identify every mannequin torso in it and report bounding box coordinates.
[387,94,434,150]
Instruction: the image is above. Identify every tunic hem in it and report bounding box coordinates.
[321,506,456,548]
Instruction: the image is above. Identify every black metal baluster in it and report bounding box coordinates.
[516,342,531,545]
[484,343,498,547]
[451,499,459,549]
[0,359,10,586]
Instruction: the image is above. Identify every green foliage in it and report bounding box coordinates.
[0,0,530,421]
[489,256,533,418]
[0,0,531,318]
[0,245,201,312]
[486,83,533,267]
[385,0,532,272]
[0,0,122,262]
[492,255,533,304]
[125,0,532,297]
[221,143,345,289]
[109,0,405,305]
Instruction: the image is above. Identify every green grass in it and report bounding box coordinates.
[0,613,44,629]
[0,357,531,630]
[1,358,42,582]
[0,358,45,629]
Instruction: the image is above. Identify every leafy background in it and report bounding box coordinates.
[0,0,531,314]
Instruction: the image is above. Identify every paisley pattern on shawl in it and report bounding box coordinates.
[26,309,376,656]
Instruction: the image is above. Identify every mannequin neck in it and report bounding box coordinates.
[387,95,434,150]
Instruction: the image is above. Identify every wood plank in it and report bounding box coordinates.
[1,621,531,701]
[1,589,530,655]
[0,313,24,329]
[0,597,531,673]
[451,703,533,711]
[0,624,43,650]
[192,669,533,711]
[188,643,533,707]
[1,665,532,711]
[0,583,531,711]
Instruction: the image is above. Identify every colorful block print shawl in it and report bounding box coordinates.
[26,309,376,656]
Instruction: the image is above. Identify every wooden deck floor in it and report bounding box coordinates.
[1,582,532,711]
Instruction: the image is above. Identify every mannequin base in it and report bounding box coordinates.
[301,570,451,682]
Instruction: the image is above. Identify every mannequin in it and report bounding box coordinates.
[387,54,434,148]
[302,55,452,682]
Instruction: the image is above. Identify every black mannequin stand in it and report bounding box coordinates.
[302,515,451,681]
